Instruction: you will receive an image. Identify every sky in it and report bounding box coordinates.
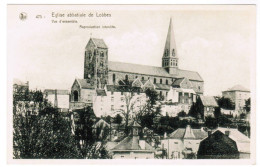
[7,5,256,96]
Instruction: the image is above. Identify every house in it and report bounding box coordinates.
[197,130,239,159]
[222,85,250,111]
[215,127,250,159]
[110,122,155,159]
[198,95,218,119]
[70,18,204,110]
[161,87,197,116]
[161,125,207,159]
[93,84,147,117]
[44,89,70,111]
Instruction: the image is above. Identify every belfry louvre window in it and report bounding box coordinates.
[154,78,156,84]
[100,51,104,57]
[113,74,116,82]
[160,79,162,84]
[166,80,168,85]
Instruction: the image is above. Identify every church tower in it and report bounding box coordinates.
[162,18,179,75]
[84,38,108,88]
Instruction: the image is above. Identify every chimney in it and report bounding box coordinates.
[208,130,212,137]
[225,130,230,137]
[139,140,145,150]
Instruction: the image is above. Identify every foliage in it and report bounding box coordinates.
[177,111,187,117]
[188,100,203,119]
[73,106,111,159]
[244,98,251,112]
[204,115,233,129]
[13,107,82,159]
[217,97,235,110]
[113,114,123,125]
[145,89,159,107]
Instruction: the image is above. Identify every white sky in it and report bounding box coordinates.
[7,5,256,96]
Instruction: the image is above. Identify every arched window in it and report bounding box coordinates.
[135,76,138,78]
[160,79,162,84]
[125,75,128,80]
[142,77,144,81]
[113,74,116,83]
[154,78,157,84]
[166,79,168,85]
[73,90,79,102]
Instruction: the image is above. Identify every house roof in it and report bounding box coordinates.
[154,83,171,90]
[76,79,95,89]
[108,61,203,82]
[106,85,143,93]
[200,96,218,107]
[96,89,107,96]
[172,78,184,87]
[91,38,108,49]
[111,136,154,152]
[168,126,207,140]
[129,121,141,127]
[215,127,250,153]
[44,89,69,95]
[224,85,250,92]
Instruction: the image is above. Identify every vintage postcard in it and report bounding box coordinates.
[7,4,256,164]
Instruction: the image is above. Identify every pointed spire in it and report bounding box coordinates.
[164,17,177,58]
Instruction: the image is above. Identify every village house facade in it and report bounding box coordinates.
[222,85,250,111]
[161,125,207,159]
[44,89,70,111]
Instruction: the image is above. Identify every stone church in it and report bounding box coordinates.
[70,18,204,110]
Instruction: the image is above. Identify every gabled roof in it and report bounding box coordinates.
[224,85,250,92]
[76,79,95,89]
[96,89,107,96]
[215,127,250,153]
[172,78,184,87]
[108,61,203,82]
[91,38,108,49]
[168,126,207,140]
[106,85,143,93]
[111,136,154,152]
[44,89,69,95]
[200,96,218,107]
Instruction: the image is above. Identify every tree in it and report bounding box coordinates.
[177,111,187,117]
[113,114,123,125]
[244,98,250,112]
[217,97,235,110]
[145,89,159,107]
[13,91,82,159]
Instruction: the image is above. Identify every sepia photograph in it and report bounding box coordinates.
[7,4,256,164]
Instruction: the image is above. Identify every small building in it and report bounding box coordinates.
[93,84,147,117]
[197,130,239,159]
[198,95,218,119]
[161,125,207,159]
[110,122,155,159]
[70,78,95,109]
[215,127,250,159]
[222,85,250,111]
[161,87,197,117]
[44,89,70,111]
